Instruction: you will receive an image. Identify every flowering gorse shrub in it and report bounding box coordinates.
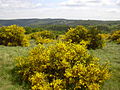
[30,30,55,39]
[116,38,120,44]
[30,30,55,44]
[62,26,89,43]
[88,26,106,49]
[110,30,120,44]
[35,36,55,44]
[100,34,110,40]
[0,25,30,46]
[16,42,110,90]
[61,26,105,49]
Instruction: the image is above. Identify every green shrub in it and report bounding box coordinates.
[88,26,106,49]
[15,42,110,90]
[62,26,105,49]
[0,25,30,46]
[24,27,44,34]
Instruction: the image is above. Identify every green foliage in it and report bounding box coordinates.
[26,25,70,38]
[0,25,30,46]
[1,19,120,26]
[109,25,120,32]
[88,26,106,49]
[0,45,33,90]
[89,42,120,90]
[15,42,110,90]
[24,27,44,34]
[62,25,105,49]
[37,25,71,32]
[94,25,111,33]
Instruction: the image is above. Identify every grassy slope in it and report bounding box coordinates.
[0,42,120,90]
[90,42,120,90]
[0,46,31,90]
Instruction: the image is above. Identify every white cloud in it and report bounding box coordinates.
[116,0,120,6]
[60,0,85,7]
[0,0,120,20]
[107,8,120,13]
[60,0,118,7]
[0,0,42,9]
[61,0,101,7]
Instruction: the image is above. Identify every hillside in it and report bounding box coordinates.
[0,19,120,26]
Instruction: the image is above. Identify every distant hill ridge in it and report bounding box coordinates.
[0,19,120,26]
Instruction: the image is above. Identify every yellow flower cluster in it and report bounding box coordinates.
[61,25,106,49]
[110,30,120,44]
[117,38,120,44]
[99,33,110,40]
[16,41,110,90]
[30,30,54,39]
[36,36,55,44]
[62,26,88,43]
[30,30,55,44]
[0,25,30,46]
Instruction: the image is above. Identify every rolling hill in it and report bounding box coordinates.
[0,19,120,26]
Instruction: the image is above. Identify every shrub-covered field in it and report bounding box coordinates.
[0,42,120,90]
[0,25,120,90]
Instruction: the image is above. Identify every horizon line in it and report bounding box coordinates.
[0,18,120,21]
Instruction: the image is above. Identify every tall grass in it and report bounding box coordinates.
[90,42,120,90]
[0,45,31,90]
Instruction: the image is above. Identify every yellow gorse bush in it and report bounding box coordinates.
[110,30,120,44]
[99,33,110,40]
[117,38,120,44]
[35,37,55,44]
[62,26,89,43]
[16,41,110,90]
[30,30,55,44]
[30,30,55,39]
[0,25,30,46]
[61,25,105,49]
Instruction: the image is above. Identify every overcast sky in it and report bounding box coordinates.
[0,0,120,20]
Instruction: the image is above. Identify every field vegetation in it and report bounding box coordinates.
[0,24,120,90]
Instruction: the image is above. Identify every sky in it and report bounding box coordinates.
[0,0,120,20]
